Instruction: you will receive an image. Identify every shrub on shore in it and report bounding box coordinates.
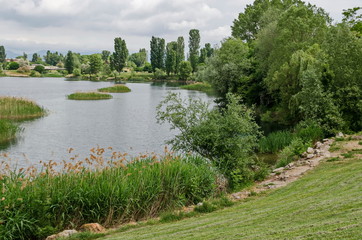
[0,150,218,239]
[0,97,45,120]
[98,85,131,93]
[67,92,113,100]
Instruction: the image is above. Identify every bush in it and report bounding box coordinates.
[8,62,19,70]
[276,137,309,167]
[29,70,41,77]
[73,68,81,76]
[153,68,166,80]
[17,66,31,73]
[178,61,192,80]
[295,120,324,143]
[259,130,294,153]
[34,65,45,73]
[157,93,262,190]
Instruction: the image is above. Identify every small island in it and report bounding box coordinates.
[98,84,131,93]
[67,92,113,100]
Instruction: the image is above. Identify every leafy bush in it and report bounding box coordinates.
[34,65,45,73]
[157,93,263,190]
[276,137,309,167]
[7,62,19,70]
[153,68,166,80]
[295,120,324,143]
[17,66,30,73]
[29,71,41,77]
[259,130,294,153]
[178,61,192,80]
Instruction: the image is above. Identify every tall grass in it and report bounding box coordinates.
[180,83,214,94]
[98,85,131,93]
[0,97,45,120]
[67,92,113,100]
[0,120,20,143]
[0,148,218,239]
[258,130,294,154]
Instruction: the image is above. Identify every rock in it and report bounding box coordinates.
[306,154,315,159]
[314,149,321,156]
[197,202,203,206]
[285,163,294,170]
[352,135,362,140]
[46,230,78,240]
[302,152,308,158]
[80,223,105,233]
[307,147,314,154]
[272,167,284,173]
[323,138,329,143]
[231,194,241,200]
[336,132,344,138]
[315,142,323,149]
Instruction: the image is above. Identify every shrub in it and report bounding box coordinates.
[276,137,309,167]
[73,68,81,76]
[29,71,41,77]
[153,68,166,80]
[178,61,192,80]
[157,93,262,190]
[34,65,45,73]
[295,120,324,144]
[17,66,31,73]
[7,62,19,70]
[0,119,20,143]
[259,130,294,153]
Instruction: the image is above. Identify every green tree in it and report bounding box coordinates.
[44,51,64,66]
[165,42,177,75]
[0,46,6,63]
[342,7,362,35]
[112,37,128,72]
[23,52,27,60]
[150,36,165,71]
[178,61,192,80]
[31,53,42,63]
[199,43,214,64]
[189,29,200,72]
[65,51,75,74]
[101,50,111,62]
[176,36,185,73]
[128,49,147,67]
[89,54,103,76]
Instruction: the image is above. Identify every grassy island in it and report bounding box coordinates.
[0,97,46,120]
[98,84,131,93]
[180,82,214,94]
[67,92,113,100]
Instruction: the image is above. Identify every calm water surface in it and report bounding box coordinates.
[0,77,213,168]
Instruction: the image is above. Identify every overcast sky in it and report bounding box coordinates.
[0,0,360,56]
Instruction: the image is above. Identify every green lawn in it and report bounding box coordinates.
[101,156,362,240]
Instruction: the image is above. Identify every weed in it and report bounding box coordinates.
[359,141,362,146]
[341,152,354,158]
[0,120,20,144]
[194,201,218,213]
[327,157,341,162]
[259,130,294,154]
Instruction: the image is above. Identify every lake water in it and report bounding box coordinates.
[0,77,213,168]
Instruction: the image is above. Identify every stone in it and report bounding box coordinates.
[285,163,294,170]
[302,152,308,158]
[352,135,362,140]
[307,147,314,154]
[46,230,78,240]
[336,132,344,138]
[315,142,323,149]
[272,167,284,173]
[80,223,106,233]
[306,154,315,159]
[197,202,203,206]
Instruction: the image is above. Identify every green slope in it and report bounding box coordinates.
[101,155,362,240]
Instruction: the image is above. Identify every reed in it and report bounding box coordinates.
[98,85,131,93]
[0,120,20,143]
[180,82,214,93]
[67,92,113,100]
[258,130,294,154]
[0,148,218,239]
[0,97,45,120]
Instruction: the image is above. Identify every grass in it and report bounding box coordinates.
[180,82,214,94]
[259,130,294,154]
[98,85,131,93]
[0,120,20,144]
[0,150,218,239]
[0,96,46,120]
[67,92,113,100]
[100,152,362,240]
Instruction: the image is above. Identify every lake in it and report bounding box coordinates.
[0,77,213,168]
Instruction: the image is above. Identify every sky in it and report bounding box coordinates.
[0,0,361,56]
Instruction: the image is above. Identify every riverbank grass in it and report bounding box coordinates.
[0,119,20,143]
[180,82,214,93]
[67,92,113,100]
[0,96,46,120]
[98,85,131,93]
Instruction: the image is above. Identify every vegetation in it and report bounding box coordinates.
[180,82,214,94]
[0,119,20,144]
[67,92,113,100]
[188,29,201,72]
[150,37,166,72]
[101,150,362,240]
[98,85,131,93]
[258,130,294,154]
[0,151,218,239]
[111,38,128,72]
[0,97,45,120]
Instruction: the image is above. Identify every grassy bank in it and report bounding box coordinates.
[0,151,218,239]
[0,120,20,144]
[98,85,131,93]
[180,82,214,94]
[100,142,362,240]
[0,97,46,120]
[67,92,113,100]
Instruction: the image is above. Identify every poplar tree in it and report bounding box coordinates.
[150,36,165,71]
[176,36,185,73]
[188,29,200,72]
[112,37,129,72]
[0,46,6,63]
[65,51,75,74]
[166,41,177,75]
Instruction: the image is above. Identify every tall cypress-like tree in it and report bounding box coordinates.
[176,37,185,74]
[112,37,129,72]
[65,51,75,74]
[166,41,177,75]
[150,36,165,71]
[189,29,201,72]
[0,46,6,63]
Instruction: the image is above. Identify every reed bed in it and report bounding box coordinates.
[0,97,45,120]
[180,82,214,93]
[67,92,113,100]
[0,120,20,144]
[98,85,131,93]
[0,147,218,239]
[258,130,294,154]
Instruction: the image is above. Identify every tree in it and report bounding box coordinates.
[89,54,102,76]
[156,93,262,189]
[178,61,192,80]
[165,41,177,75]
[0,46,6,63]
[176,36,185,73]
[128,49,147,67]
[23,52,28,60]
[65,51,75,74]
[199,43,214,64]
[44,51,64,66]
[34,65,45,74]
[188,29,200,72]
[342,7,362,34]
[150,36,165,71]
[101,50,111,62]
[111,37,128,72]
[31,53,41,63]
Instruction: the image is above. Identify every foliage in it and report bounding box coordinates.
[67,92,113,100]
[98,85,131,93]
[89,54,103,76]
[157,93,263,189]
[150,37,165,71]
[180,83,213,93]
[33,65,45,74]
[7,62,19,70]
[101,50,111,62]
[65,51,75,74]
[153,68,166,80]
[0,45,6,62]
[342,7,362,34]
[44,50,64,66]
[176,36,185,73]
[188,29,200,72]
[259,130,294,153]
[165,42,177,75]
[0,119,20,144]
[128,49,147,67]
[199,43,214,64]
[112,37,129,72]
[178,61,192,80]
[276,137,308,167]
[0,97,45,120]
[16,66,30,73]
[0,153,218,239]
